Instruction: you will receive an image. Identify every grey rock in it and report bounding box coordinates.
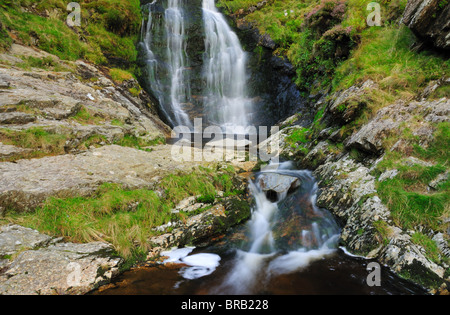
[0,143,32,160]
[0,239,122,295]
[0,224,52,257]
[0,112,36,125]
[258,173,300,196]
[345,98,449,154]
[402,0,450,50]
[328,80,377,124]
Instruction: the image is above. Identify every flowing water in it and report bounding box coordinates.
[140,0,252,130]
[202,0,252,131]
[140,0,192,128]
[96,163,426,295]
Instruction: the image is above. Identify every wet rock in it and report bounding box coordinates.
[402,0,450,50]
[149,195,251,254]
[258,173,300,199]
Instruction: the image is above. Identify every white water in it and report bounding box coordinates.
[202,0,252,131]
[161,247,221,280]
[141,0,192,128]
[215,162,340,294]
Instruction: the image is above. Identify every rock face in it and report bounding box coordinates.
[345,98,450,154]
[314,155,447,289]
[0,224,122,295]
[148,195,251,258]
[0,44,171,157]
[402,0,450,50]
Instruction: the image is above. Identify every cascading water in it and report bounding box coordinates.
[140,0,252,131]
[202,0,253,131]
[212,162,341,294]
[140,0,192,128]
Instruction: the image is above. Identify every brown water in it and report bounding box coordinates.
[95,244,426,295]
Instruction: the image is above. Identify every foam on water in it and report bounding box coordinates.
[161,247,221,280]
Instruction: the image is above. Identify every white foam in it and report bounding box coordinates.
[161,247,195,263]
[161,248,221,280]
[179,253,221,280]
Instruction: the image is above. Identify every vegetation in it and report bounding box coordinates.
[0,126,68,160]
[375,122,449,234]
[0,0,142,72]
[4,165,239,259]
[218,0,448,95]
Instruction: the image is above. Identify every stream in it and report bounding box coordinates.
[96,163,427,295]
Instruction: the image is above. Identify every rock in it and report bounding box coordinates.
[429,171,448,190]
[0,44,170,150]
[0,238,122,295]
[345,98,450,154]
[328,80,377,124]
[401,0,450,50]
[0,112,36,124]
[378,169,398,182]
[149,195,251,251]
[0,79,10,89]
[0,144,212,214]
[0,224,52,257]
[313,153,448,290]
[258,173,300,199]
[0,143,32,160]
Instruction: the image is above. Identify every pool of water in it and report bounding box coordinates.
[94,245,426,295]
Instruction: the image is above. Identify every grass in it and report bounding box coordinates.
[114,134,165,151]
[2,166,240,260]
[376,122,449,232]
[0,0,142,72]
[109,68,134,84]
[7,183,173,260]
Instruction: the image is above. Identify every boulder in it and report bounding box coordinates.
[258,173,300,200]
[402,0,450,50]
[0,225,122,295]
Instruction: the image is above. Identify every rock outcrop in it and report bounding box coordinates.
[0,44,170,158]
[0,224,122,295]
[402,0,450,50]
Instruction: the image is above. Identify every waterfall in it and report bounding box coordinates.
[140,0,252,131]
[214,162,341,294]
[140,0,192,128]
[202,0,253,132]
